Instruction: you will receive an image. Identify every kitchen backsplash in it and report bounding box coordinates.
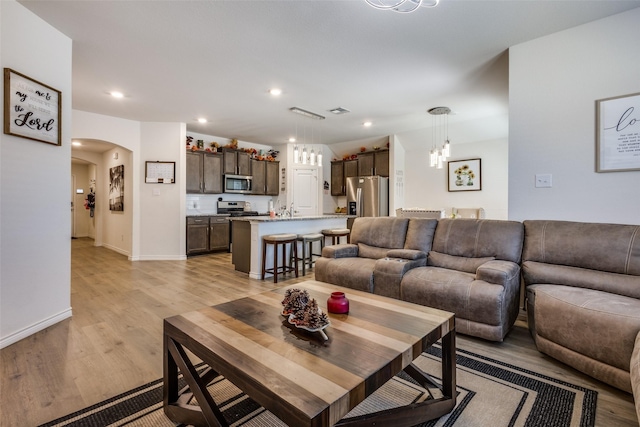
[186,194,281,214]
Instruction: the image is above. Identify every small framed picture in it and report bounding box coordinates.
[4,68,61,146]
[595,92,640,172]
[448,158,481,192]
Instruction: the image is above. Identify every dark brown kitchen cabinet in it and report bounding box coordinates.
[265,161,279,196]
[209,217,230,251]
[331,159,358,196]
[186,216,230,255]
[223,149,251,175]
[186,151,223,194]
[357,150,389,177]
[186,151,203,193]
[186,217,209,254]
[251,159,266,195]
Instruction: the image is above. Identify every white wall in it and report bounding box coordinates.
[102,147,133,256]
[0,0,73,348]
[401,136,509,219]
[509,8,640,224]
[139,122,186,260]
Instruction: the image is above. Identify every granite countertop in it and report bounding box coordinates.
[230,215,354,222]
[186,211,230,217]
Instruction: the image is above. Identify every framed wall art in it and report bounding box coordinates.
[596,92,640,172]
[3,68,61,146]
[448,158,481,192]
[109,165,124,211]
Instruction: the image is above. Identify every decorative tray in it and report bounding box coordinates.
[287,314,330,340]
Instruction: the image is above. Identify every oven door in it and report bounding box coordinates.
[224,175,253,194]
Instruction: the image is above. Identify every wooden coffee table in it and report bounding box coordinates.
[163,280,456,427]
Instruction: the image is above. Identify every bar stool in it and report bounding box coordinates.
[262,234,299,283]
[321,228,351,245]
[290,233,324,276]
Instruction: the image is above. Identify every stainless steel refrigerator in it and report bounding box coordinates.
[347,176,389,217]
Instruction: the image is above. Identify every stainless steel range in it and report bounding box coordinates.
[217,201,259,217]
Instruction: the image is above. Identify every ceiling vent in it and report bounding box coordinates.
[328,107,351,115]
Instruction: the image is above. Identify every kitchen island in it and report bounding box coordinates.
[231,215,351,279]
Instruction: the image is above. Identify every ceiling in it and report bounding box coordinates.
[19,0,640,150]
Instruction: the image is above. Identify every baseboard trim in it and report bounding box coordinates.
[130,255,187,261]
[0,308,73,349]
[102,243,130,257]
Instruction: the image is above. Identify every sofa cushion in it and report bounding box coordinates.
[358,243,390,260]
[631,331,640,420]
[523,261,640,300]
[314,257,377,293]
[523,220,640,275]
[527,284,640,375]
[404,218,438,253]
[432,219,524,263]
[428,251,495,274]
[387,249,426,260]
[350,217,409,249]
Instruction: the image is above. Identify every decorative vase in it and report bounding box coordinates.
[327,291,349,314]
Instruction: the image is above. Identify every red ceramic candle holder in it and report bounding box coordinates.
[327,291,349,314]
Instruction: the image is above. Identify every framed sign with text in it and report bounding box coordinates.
[4,68,61,146]
[596,92,640,172]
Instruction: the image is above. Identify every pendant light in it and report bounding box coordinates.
[427,106,452,168]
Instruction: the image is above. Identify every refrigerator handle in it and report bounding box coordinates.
[356,187,362,217]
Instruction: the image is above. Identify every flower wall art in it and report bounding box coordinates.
[448,158,481,192]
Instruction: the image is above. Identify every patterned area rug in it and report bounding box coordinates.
[39,345,597,427]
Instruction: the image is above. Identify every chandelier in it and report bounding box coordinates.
[428,106,451,169]
[291,107,324,167]
[364,0,440,14]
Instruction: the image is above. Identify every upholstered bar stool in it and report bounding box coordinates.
[261,234,299,283]
[291,233,324,276]
[321,228,351,245]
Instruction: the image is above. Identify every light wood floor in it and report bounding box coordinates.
[1,238,637,426]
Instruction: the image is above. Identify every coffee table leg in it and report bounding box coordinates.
[163,334,229,427]
[335,328,457,427]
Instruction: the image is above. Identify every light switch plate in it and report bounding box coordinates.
[535,174,552,188]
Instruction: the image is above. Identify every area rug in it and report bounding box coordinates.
[39,345,597,427]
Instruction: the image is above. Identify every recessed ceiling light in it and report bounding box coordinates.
[269,88,282,96]
[288,137,296,143]
[110,91,124,98]
[72,141,82,146]
[197,118,207,123]
[363,121,372,127]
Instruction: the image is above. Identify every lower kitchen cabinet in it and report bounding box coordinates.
[186,216,230,255]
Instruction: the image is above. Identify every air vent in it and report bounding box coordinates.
[328,107,351,115]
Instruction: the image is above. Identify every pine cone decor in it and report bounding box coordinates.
[291,298,329,329]
[281,289,309,316]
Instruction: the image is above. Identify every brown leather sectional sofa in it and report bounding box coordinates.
[315,216,640,395]
[315,217,525,342]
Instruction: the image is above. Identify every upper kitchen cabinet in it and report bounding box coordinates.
[186,151,203,193]
[358,150,389,177]
[251,159,266,195]
[251,159,279,196]
[223,148,251,176]
[331,159,358,196]
[186,151,223,194]
[265,161,279,196]
[202,152,223,194]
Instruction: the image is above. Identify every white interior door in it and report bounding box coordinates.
[292,168,318,216]
[71,174,76,238]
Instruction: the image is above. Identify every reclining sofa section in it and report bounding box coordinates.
[315,217,524,342]
[523,220,640,393]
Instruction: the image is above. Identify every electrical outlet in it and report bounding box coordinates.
[535,174,552,188]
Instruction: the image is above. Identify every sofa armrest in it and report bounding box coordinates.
[476,260,520,286]
[386,249,427,261]
[321,244,358,259]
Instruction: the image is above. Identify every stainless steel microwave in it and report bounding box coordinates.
[224,174,253,194]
